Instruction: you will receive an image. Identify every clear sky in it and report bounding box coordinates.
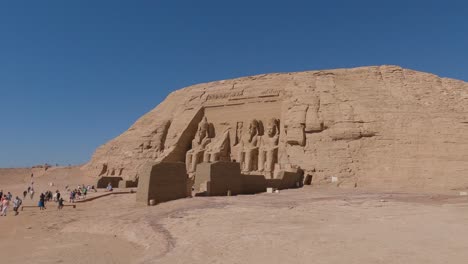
[0,0,467,167]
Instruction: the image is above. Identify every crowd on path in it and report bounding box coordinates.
[0,173,98,217]
[0,191,22,216]
[67,184,97,203]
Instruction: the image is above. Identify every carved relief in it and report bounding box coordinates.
[206,90,244,101]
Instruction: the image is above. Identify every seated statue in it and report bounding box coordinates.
[258,118,280,177]
[238,119,260,172]
[186,117,212,173]
[204,129,231,163]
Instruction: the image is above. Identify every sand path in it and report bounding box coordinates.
[1,186,468,263]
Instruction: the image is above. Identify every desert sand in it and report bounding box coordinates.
[1,168,468,264]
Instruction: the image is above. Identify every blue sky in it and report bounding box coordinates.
[0,0,467,167]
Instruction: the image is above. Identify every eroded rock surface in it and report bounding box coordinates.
[82,66,468,192]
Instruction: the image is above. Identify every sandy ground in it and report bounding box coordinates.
[1,169,468,263]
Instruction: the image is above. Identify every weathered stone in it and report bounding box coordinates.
[274,169,304,189]
[136,162,188,205]
[194,162,242,196]
[83,66,468,192]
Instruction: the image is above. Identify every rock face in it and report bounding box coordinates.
[83,66,468,192]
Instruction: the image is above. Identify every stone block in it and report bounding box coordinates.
[275,169,304,190]
[241,174,267,194]
[136,162,188,205]
[194,162,242,196]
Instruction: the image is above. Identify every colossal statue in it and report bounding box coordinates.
[185,117,212,173]
[239,119,260,172]
[258,118,280,177]
[203,129,231,163]
[230,122,243,162]
[136,120,171,159]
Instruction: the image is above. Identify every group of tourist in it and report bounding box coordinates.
[0,190,23,216]
[0,172,100,217]
[67,184,96,203]
[0,185,93,216]
[37,190,65,210]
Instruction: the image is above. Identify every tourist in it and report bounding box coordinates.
[13,196,22,216]
[7,192,12,200]
[30,188,35,199]
[1,196,9,216]
[38,193,46,210]
[56,190,61,202]
[58,197,64,210]
[69,190,76,203]
[23,190,27,199]
[106,182,113,192]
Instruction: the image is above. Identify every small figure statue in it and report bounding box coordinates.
[239,119,260,172]
[258,118,280,177]
[235,122,243,145]
[186,117,212,173]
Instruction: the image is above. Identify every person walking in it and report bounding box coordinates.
[38,193,46,210]
[58,197,64,210]
[0,195,3,213]
[1,196,9,216]
[13,196,22,216]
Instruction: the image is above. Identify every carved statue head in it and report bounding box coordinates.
[197,117,209,141]
[266,118,279,137]
[248,119,259,139]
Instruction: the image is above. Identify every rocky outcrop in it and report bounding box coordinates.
[82,66,468,192]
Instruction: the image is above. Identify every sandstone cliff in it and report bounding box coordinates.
[82,66,468,192]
